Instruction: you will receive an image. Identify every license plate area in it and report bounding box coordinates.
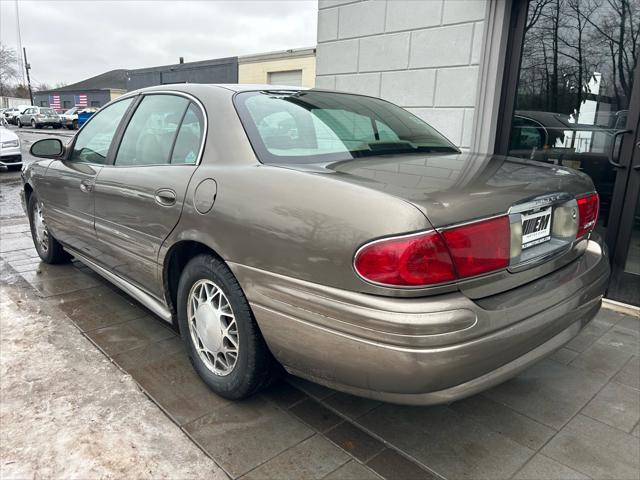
[521,207,552,249]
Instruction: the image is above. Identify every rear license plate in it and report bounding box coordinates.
[521,207,552,249]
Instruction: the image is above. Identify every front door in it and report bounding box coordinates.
[93,93,205,295]
[38,97,135,256]
[500,0,640,305]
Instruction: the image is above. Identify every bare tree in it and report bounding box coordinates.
[0,43,19,96]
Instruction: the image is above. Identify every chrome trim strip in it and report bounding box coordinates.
[66,247,173,323]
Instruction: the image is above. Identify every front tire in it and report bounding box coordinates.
[17,119,22,128]
[28,194,71,264]
[177,254,278,399]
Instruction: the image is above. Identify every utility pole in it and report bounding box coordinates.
[23,47,34,105]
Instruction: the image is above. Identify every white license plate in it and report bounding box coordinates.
[521,207,552,249]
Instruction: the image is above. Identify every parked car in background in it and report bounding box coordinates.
[59,106,99,130]
[17,107,62,129]
[77,108,99,129]
[21,85,609,404]
[3,105,32,125]
[0,126,22,170]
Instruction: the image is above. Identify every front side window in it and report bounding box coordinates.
[234,91,458,164]
[69,97,134,164]
[114,94,189,166]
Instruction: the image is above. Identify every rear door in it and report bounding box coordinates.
[93,93,205,295]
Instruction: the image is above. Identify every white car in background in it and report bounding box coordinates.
[0,126,22,170]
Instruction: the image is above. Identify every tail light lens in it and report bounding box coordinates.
[354,216,510,287]
[354,231,456,286]
[576,193,599,238]
[442,216,510,278]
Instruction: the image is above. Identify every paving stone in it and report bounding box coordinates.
[483,359,609,429]
[367,449,437,480]
[582,382,640,433]
[513,454,590,480]
[614,356,640,390]
[549,347,580,365]
[541,414,640,480]
[325,421,385,462]
[243,434,349,480]
[290,398,343,433]
[57,295,149,332]
[633,423,639,438]
[615,314,640,332]
[323,460,381,480]
[288,376,335,400]
[184,397,313,478]
[135,351,231,425]
[263,379,309,409]
[569,342,633,378]
[20,269,103,296]
[566,317,615,352]
[359,405,533,479]
[451,394,556,450]
[86,314,176,356]
[596,325,640,356]
[323,392,382,420]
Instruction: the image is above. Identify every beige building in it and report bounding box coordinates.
[238,47,316,87]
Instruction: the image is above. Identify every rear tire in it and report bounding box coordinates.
[177,254,278,399]
[28,194,71,264]
[30,119,36,128]
[72,120,78,130]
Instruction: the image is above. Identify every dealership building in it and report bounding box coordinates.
[315,0,639,306]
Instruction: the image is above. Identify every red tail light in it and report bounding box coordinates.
[354,230,456,286]
[354,216,511,287]
[576,193,599,238]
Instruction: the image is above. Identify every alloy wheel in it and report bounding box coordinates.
[187,279,239,376]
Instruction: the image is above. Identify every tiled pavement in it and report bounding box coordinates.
[1,217,639,480]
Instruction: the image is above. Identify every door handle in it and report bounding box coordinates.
[608,129,632,168]
[80,180,94,193]
[154,189,176,206]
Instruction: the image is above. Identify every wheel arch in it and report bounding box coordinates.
[162,239,227,324]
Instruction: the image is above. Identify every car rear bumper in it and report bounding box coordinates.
[230,234,610,405]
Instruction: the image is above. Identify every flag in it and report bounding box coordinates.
[75,94,88,107]
[49,95,61,109]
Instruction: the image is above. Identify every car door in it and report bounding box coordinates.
[37,97,135,256]
[20,108,32,125]
[93,93,205,295]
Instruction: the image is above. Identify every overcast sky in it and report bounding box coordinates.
[0,0,318,87]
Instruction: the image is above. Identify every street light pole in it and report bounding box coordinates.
[23,47,34,105]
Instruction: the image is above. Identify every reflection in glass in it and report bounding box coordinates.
[508,0,639,236]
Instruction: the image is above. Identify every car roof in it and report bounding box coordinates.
[126,83,309,96]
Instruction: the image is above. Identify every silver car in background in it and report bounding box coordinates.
[17,107,62,129]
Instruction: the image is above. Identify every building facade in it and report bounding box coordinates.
[316,0,640,305]
[238,48,316,87]
[126,57,238,91]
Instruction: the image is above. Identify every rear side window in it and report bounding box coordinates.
[171,103,204,164]
[115,94,189,166]
[69,97,134,164]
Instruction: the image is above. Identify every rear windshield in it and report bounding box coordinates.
[234,90,459,164]
[41,108,56,115]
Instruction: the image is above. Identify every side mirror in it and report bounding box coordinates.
[30,138,64,158]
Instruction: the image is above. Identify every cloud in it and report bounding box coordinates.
[0,0,318,86]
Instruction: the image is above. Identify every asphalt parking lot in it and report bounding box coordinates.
[1,127,639,479]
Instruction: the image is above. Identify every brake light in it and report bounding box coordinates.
[576,193,599,238]
[354,230,456,286]
[354,215,511,287]
[442,216,510,278]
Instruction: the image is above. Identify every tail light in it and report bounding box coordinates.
[576,193,599,238]
[442,216,510,278]
[354,216,510,287]
[354,231,456,286]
